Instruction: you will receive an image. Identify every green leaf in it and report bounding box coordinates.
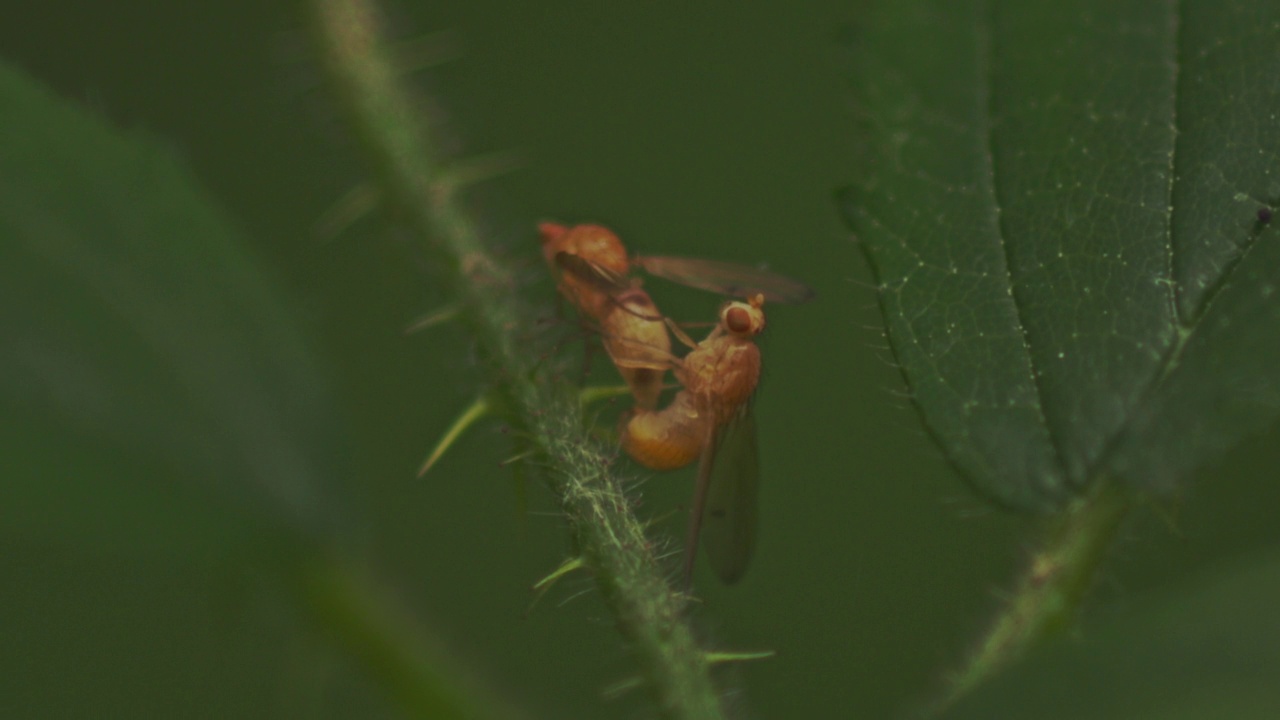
[942,552,1280,720]
[0,62,344,558]
[838,0,1280,510]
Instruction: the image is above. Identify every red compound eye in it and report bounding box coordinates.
[725,306,752,334]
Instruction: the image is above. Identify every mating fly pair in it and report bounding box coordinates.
[539,222,812,587]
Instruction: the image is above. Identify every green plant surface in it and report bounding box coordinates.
[0,60,336,562]
[4,0,1280,718]
[944,551,1280,720]
[305,0,723,716]
[840,0,1280,511]
[839,0,1280,703]
[0,59,510,720]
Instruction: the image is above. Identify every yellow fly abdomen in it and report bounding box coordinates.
[621,393,705,470]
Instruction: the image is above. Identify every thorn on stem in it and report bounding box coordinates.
[314,183,380,241]
[417,395,491,477]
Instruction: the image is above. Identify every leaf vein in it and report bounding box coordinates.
[980,1,1064,479]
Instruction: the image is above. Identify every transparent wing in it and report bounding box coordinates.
[684,404,759,586]
[554,251,631,294]
[635,255,815,304]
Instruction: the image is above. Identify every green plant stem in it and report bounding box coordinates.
[303,1,724,717]
[298,554,517,720]
[937,480,1132,711]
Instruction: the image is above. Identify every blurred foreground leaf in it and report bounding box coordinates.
[0,61,514,720]
[840,0,1280,510]
[944,551,1280,720]
[0,60,343,559]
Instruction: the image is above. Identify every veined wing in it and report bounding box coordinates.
[635,255,814,305]
[684,404,759,586]
[554,251,631,294]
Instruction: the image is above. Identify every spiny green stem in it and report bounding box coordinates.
[304,1,724,717]
[937,480,1132,712]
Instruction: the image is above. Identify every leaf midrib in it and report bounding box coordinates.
[977,4,1066,487]
[983,1,1196,488]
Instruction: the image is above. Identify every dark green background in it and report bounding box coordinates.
[4,1,1279,717]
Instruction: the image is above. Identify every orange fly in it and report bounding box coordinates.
[539,221,812,408]
[539,222,672,410]
[540,221,814,307]
[540,221,810,586]
[622,295,770,587]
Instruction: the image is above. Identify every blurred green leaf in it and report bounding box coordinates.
[839,0,1280,510]
[0,61,345,558]
[943,551,1280,719]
